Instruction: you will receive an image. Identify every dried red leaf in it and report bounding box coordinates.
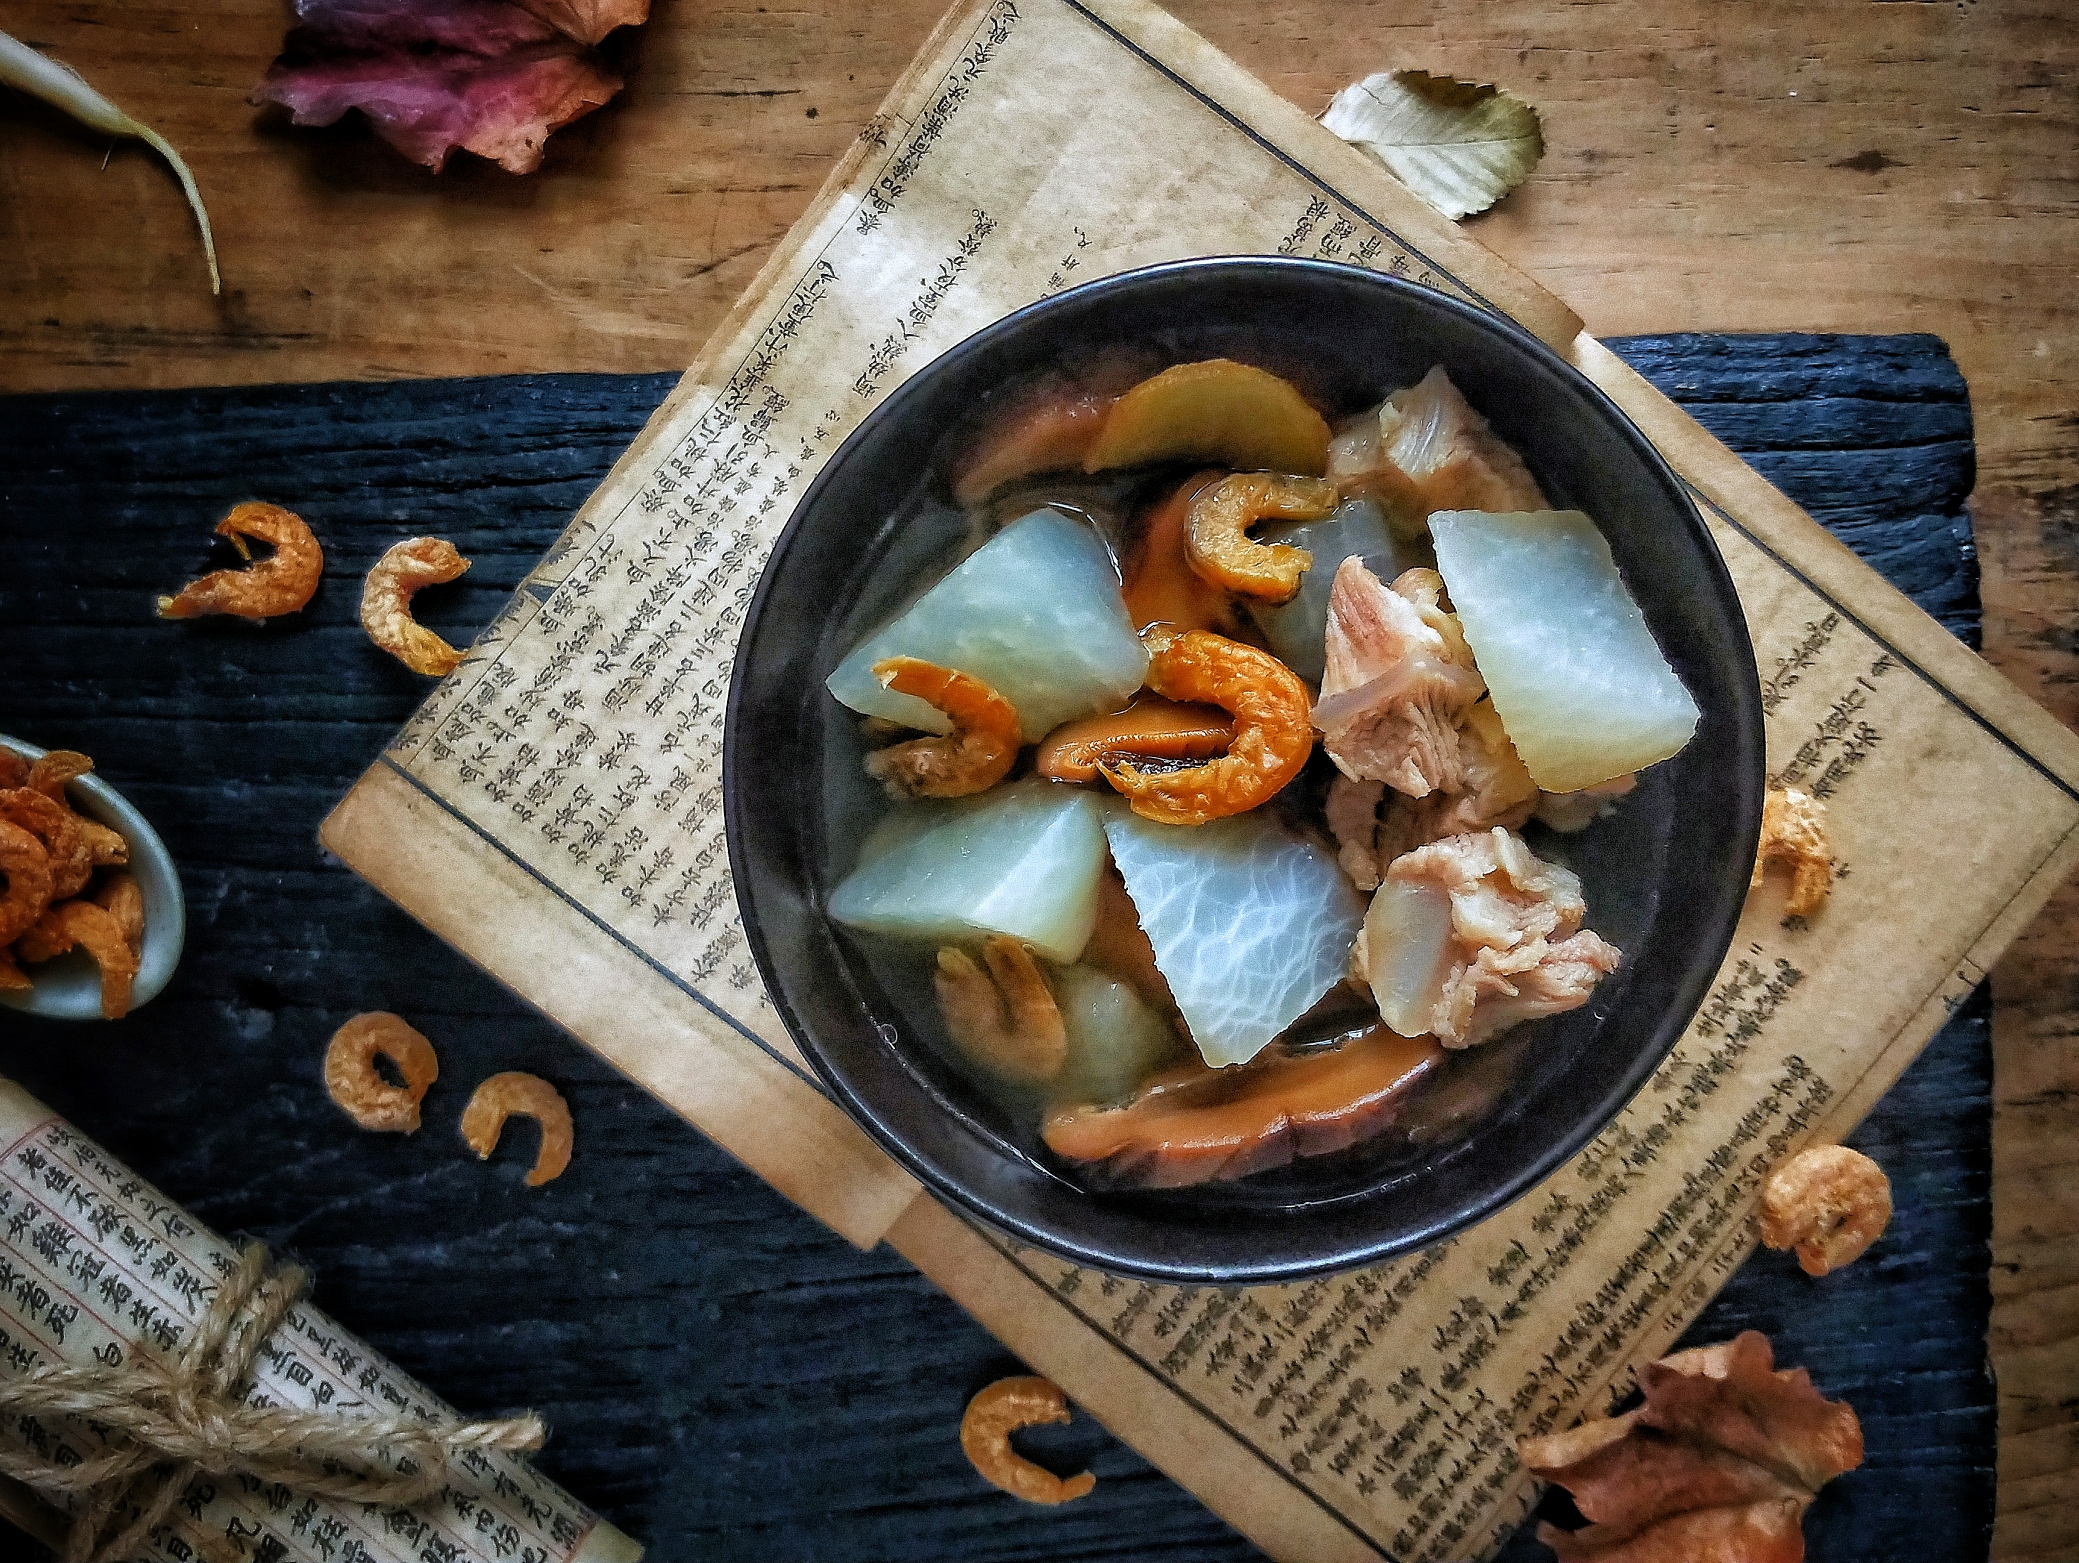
[1520,1332,1861,1563]
[276,0,565,54]
[256,0,645,174]
[512,0,649,46]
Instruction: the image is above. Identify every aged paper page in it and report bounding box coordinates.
[319,1,2079,1558]
[0,1077,642,1563]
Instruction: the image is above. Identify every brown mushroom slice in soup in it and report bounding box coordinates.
[1034,696,1235,785]
[1043,1025,1442,1189]
[1122,470,1246,636]
[951,377,1118,507]
[1079,865,1176,1015]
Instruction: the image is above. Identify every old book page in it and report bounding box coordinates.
[319,1,2079,1558]
[0,1077,642,1563]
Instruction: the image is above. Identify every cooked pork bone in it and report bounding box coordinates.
[1325,774,1391,891]
[1326,668,1539,891]
[1373,701,1539,866]
[1314,559,1485,796]
[1359,827,1620,1048]
[1380,367,1549,517]
[1326,367,1549,527]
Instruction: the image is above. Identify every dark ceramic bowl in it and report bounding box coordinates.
[726,257,1762,1284]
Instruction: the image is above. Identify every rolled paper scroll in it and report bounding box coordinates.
[0,1076,642,1563]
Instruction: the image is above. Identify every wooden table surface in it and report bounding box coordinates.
[2,1,2073,1556]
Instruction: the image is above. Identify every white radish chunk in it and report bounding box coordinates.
[1246,497,1407,684]
[1362,878,1456,1038]
[827,508,1149,742]
[1103,807,1365,1069]
[1431,510,1699,792]
[1053,965,1179,1105]
[827,783,1107,962]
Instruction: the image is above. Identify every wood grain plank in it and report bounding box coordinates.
[1977,472,2079,1561]
[0,0,2067,489]
[1,0,2072,1543]
[0,334,2005,1559]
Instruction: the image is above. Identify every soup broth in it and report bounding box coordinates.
[814,350,1688,1196]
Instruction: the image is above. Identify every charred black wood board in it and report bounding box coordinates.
[0,333,1987,1562]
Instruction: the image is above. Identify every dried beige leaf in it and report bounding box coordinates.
[1321,70,1543,221]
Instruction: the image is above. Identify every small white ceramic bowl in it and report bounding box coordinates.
[1,735,185,1021]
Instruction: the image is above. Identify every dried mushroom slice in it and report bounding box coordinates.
[1044,1027,1440,1187]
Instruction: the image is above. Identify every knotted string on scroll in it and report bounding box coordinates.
[0,1243,545,1563]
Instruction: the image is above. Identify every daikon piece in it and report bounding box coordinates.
[827,783,1107,963]
[1246,497,1406,684]
[1103,807,1365,1068]
[1431,510,1699,792]
[1361,878,1456,1038]
[1053,965,1179,1105]
[827,509,1149,742]
[849,798,950,871]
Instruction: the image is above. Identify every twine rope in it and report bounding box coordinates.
[0,1243,544,1562]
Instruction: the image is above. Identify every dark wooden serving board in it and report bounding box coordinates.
[0,333,1989,1562]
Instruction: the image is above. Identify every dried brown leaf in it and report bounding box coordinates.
[1520,1332,1861,1562]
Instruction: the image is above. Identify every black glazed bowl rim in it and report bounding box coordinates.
[726,256,1764,1285]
